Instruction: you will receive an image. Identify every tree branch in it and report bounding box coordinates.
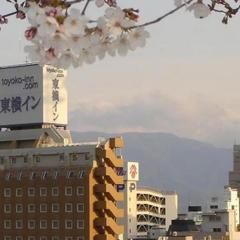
[129,0,194,29]
[81,0,92,15]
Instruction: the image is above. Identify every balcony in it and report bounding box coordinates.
[94,217,124,235]
[94,200,124,218]
[94,167,124,185]
[109,137,124,149]
[94,184,124,201]
[96,148,124,168]
[94,234,115,240]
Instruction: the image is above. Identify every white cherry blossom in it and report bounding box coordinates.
[37,16,59,38]
[129,28,150,50]
[63,9,88,36]
[189,2,211,19]
[115,35,131,56]
[95,0,105,8]
[24,2,45,26]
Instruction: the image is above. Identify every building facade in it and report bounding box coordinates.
[206,186,239,227]
[123,162,178,240]
[0,64,125,240]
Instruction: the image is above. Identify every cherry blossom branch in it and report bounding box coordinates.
[129,0,194,29]
[81,0,93,15]
[2,11,18,18]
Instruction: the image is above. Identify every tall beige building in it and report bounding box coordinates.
[122,162,178,240]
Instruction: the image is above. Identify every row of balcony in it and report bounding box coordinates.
[93,138,124,240]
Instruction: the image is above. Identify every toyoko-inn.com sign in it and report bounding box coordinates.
[0,64,67,127]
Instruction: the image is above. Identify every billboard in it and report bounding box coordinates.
[0,64,67,127]
[127,162,139,181]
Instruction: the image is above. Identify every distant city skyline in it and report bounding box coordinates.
[1,1,240,147]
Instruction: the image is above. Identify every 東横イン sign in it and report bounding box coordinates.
[0,63,68,127]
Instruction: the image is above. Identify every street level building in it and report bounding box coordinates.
[123,162,178,240]
[0,64,125,240]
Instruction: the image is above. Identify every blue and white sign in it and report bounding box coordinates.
[0,64,67,127]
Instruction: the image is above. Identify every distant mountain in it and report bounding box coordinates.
[71,131,232,211]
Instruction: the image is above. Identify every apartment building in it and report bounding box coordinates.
[0,63,125,240]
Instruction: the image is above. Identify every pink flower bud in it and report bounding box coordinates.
[25,27,37,40]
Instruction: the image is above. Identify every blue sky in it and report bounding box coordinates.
[1,1,240,147]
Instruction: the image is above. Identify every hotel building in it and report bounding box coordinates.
[0,64,125,240]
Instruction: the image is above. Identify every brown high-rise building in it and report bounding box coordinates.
[0,128,124,240]
[229,145,240,195]
[0,63,124,240]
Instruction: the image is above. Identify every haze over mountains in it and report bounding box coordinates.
[72,131,233,211]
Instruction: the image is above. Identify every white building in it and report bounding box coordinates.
[201,209,240,240]
[123,162,178,240]
[207,186,239,227]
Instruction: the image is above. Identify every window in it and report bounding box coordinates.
[24,156,28,163]
[4,188,11,197]
[65,203,72,213]
[65,187,72,196]
[4,220,11,229]
[78,170,85,178]
[52,187,59,196]
[59,154,64,162]
[77,186,84,196]
[65,220,73,229]
[67,171,74,178]
[77,203,84,213]
[28,237,36,240]
[51,237,59,240]
[213,228,221,232]
[209,215,221,221]
[16,220,23,229]
[53,171,59,179]
[36,156,40,163]
[4,236,11,240]
[28,204,36,213]
[16,188,23,197]
[40,204,47,213]
[28,188,35,197]
[40,237,47,240]
[11,157,16,165]
[28,220,35,229]
[16,237,23,240]
[77,220,84,229]
[30,172,37,180]
[40,220,47,229]
[42,171,48,180]
[4,204,11,213]
[16,204,23,213]
[52,203,59,213]
[40,187,47,197]
[5,172,11,181]
[52,220,59,229]
[17,172,22,181]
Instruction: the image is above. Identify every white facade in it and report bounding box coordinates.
[123,161,178,240]
[0,63,68,127]
[207,186,239,227]
[201,210,240,240]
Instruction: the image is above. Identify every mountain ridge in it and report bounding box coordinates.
[71,131,233,211]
